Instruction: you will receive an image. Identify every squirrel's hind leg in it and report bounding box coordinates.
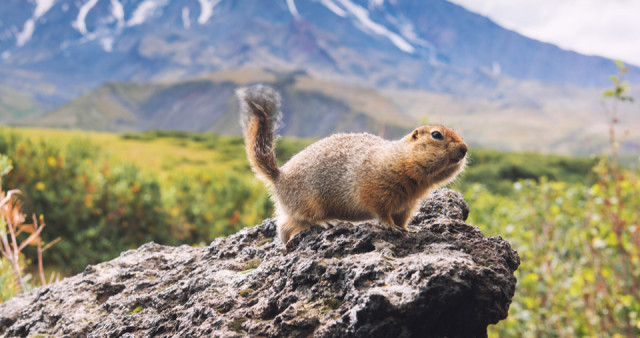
[376,210,410,233]
[277,214,313,244]
[391,209,411,231]
[376,213,397,229]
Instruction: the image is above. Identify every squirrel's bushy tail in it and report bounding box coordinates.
[237,84,282,184]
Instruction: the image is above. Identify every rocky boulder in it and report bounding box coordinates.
[0,189,519,337]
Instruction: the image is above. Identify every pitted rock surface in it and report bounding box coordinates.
[0,189,519,337]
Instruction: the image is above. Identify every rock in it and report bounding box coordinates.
[0,189,519,337]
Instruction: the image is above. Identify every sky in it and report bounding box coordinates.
[448,0,640,67]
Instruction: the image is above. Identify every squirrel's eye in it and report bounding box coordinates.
[431,131,444,140]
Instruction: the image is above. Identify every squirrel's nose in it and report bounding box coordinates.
[452,144,468,162]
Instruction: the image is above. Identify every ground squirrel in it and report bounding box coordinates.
[237,85,468,245]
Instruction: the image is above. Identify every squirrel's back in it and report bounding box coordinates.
[276,133,390,221]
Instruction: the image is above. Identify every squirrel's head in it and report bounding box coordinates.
[405,125,468,184]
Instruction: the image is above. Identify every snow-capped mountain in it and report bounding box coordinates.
[1,0,635,108]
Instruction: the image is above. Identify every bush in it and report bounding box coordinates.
[0,130,280,273]
[164,170,272,244]
[469,166,640,336]
[458,149,596,195]
[0,257,18,302]
[0,153,60,301]
[0,134,174,272]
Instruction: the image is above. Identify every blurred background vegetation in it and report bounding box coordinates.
[0,127,597,269]
[0,70,638,337]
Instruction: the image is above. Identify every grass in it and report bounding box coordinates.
[2,126,596,197]
[3,127,250,179]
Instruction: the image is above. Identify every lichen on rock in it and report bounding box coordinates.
[0,189,519,337]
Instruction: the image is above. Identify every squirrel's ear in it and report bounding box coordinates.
[411,129,420,140]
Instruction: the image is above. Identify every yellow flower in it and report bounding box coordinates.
[35,182,45,191]
[84,195,93,208]
[171,208,179,217]
[47,156,57,167]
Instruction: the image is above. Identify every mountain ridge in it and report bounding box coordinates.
[25,68,416,139]
[23,67,640,156]
[1,0,638,106]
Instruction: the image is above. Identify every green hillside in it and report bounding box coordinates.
[29,69,415,139]
[0,84,45,121]
[17,67,639,157]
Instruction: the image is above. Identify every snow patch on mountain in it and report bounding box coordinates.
[35,0,56,18]
[100,36,114,52]
[16,20,35,47]
[368,0,384,9]
[182,7,191,29]
[110,0,125,28]
[287,0,302,20]
[335,0,414,53]
[492,61,501,76]
[128,0,167,27]
[388,15,439,64]
[15,0,56,46]
[397,21,420,44]
[385,13,431,50]
[197,0,222,24]
[73,0,99,35]
[318,0,347,17]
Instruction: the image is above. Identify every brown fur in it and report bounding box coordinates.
[238,85,468,245]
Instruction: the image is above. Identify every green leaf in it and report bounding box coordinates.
[0,155,12,177]
[612,60,629,74]
[614,60,624,68]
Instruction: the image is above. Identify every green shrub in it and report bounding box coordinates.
[0,130,280,273]
[0,257,18,302]
[164,170,272,244]
[468,167,640,336]
[0,135,173,272]
[458,149,596,195]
